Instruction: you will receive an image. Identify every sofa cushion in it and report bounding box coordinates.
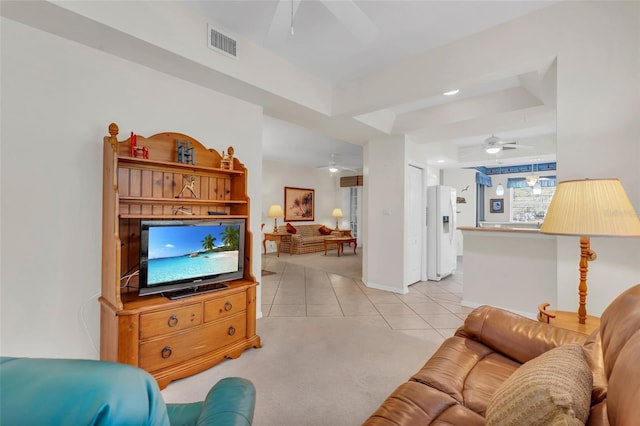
[412,336,520,415]
[286,223,297,234]
[299,236,326,245]
[485,343,592,426]
[365,381,484,426]
[318,225,333,235]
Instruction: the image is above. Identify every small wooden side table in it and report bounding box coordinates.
[538,303,600,335]
[263,232,292,257]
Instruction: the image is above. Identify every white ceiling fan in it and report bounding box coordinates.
[316,153,357,173]
[483,134,533,154]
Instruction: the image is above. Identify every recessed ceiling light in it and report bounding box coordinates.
[443,89,459,96]
[436,159,445,163]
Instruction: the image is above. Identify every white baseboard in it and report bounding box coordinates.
[364,281,409,294]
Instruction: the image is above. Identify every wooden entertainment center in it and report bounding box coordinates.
[100,123,260,389]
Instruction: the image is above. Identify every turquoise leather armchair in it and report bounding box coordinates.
[0,357,255,425]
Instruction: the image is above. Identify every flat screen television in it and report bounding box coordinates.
[139,218,245,298]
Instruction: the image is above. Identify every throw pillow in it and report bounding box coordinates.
[485,343,592,426]
[286,223,297,234]
[319,225,332,235]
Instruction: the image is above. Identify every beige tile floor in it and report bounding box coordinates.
[261,251,473,339]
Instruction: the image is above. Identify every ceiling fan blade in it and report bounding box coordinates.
[497,140,535,150]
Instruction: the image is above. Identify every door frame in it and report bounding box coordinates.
[407,161,428,284]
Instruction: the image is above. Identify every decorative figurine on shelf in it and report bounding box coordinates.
[129,132,149,159]
[220,146,234,170]
[175,175,198,199]
[177,139,195,165]
[172,206,194,215]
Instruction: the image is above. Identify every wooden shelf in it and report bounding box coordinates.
[120,196,247,205]
[118,155,245,175]
[119,214,248,219]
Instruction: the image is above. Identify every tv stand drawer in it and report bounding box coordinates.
[140,303,202,339]
[204,292,246,323]
[139,312,247,372]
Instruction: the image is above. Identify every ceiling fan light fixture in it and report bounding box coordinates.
[486,146,501,154]
[443,89,459,96]
[328,166,339,173]
[526,174,538,187]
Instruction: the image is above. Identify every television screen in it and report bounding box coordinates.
[139,219,244,297]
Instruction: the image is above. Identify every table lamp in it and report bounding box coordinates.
[331,208,343,230]
[540,178,640,324]
[267,204,284,232]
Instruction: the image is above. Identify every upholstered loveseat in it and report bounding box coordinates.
[277,223,340,254]
[0,357,256,425]
[363,284,640,425]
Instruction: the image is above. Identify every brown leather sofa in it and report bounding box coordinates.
[363,284,640,425]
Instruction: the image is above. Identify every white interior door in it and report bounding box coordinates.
[406,165,424,284]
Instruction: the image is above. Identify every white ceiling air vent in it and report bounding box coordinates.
[207,24,238,59]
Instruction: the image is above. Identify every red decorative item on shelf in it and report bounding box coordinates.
[130,132,149,159]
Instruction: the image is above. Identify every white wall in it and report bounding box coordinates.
[363,135,407,293]
[462,231,557,318]
[261,159,341,252]
[550,2,640,315]
[0,18,263,358]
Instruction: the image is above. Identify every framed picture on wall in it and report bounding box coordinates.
[284,187,315,221]
[490,198,504,213]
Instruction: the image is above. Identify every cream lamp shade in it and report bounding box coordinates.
[540,178,640,237]
[539,178,640,324]
[267,204,284,232]
[331,208,343,230]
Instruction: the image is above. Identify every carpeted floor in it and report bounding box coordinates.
[161,316,442,426]
[161,249,451,425]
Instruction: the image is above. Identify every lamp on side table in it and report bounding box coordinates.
[331,208,343,230]
[267,204,284,233]
[538,178,640,330]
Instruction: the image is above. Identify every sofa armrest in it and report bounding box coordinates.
[196,377,256,426]
[456,305,588,364]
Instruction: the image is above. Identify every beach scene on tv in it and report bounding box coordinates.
[146,224,240,285]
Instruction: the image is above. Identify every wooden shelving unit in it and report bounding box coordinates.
[100,123,260,389]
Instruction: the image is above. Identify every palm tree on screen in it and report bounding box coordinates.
[201,234,216,252]
[221,226,240,250]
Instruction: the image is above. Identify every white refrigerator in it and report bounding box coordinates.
[427,185,457,281]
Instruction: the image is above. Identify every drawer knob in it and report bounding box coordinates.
[161,346,172,359]
[224,301,233,312]
[228,325,236,336]
[167,314,179,327]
